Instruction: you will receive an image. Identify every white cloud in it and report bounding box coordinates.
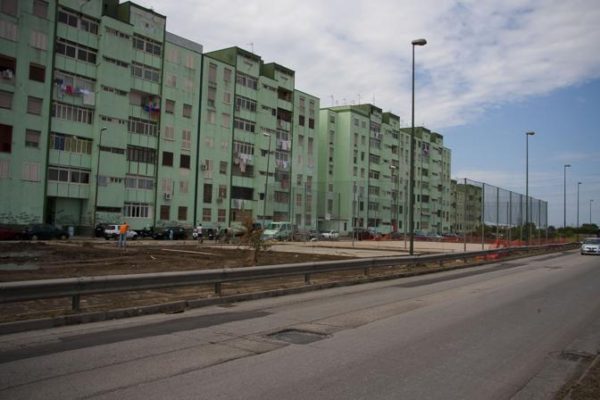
[133,0,600,130]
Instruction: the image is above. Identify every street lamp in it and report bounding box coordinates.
[262,132,272,228]
[525,131,535,244]
[390,165,398,232]
[591,199,594,225]
[408,37,427,255]
[92,127,107,234]
[563,164,571,229]
[577,182,581,238]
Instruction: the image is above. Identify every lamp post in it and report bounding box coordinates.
[408,37,427,255]
[577,182,581,239]
[563,164,571,229]
[390,165,398,232]
[262,132,272,228]
[92,127,107,234]
[525,131,535,244]
[591,199,594,225]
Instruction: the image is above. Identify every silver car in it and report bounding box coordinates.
[580,238,600,255]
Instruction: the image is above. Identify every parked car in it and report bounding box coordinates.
[320,230,339,240]
[580,238,600,255]
[94,224,107,238]
[352,228,375,240]
[0,225,21,240]
[294,229,319,241]
[261,222,296,241]
[152,226,187,240]
[21,224,69,240]
[104,224,138,240]
[135,226,155,239]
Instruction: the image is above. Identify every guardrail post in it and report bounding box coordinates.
[214,282,222,296]
[304,273,311,285]
[72,294,80,312]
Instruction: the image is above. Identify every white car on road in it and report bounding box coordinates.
[320,230,339,240]
[580,238,600,255]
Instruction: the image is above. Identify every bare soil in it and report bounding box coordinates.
[0,241,349,281]
[0,241,355,323]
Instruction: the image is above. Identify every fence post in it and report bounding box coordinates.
[72,294,80,312]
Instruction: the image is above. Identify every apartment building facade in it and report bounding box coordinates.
[0,0,204,229]
[195,47,319,230]
[317,105,452,236]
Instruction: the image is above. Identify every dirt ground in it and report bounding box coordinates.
[0,241,350,282]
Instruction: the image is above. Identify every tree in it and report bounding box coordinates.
[239,216,271,266]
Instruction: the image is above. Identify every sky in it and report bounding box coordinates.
[133,0,600,228]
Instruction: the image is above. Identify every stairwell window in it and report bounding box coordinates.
[27,96,43,115]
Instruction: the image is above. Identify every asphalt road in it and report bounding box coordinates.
[1,251,599,399]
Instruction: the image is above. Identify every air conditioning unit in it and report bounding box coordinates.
[164,192,172,200]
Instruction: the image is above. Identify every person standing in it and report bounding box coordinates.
[197,223,203,243]
[118,221,129,248]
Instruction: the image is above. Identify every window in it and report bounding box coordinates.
[52,102,94,123]
[299,115,305,126]
[128,117,158,136]
[27,96,43,115]
[124,202,150,218]
[182,104,192,118]
[236,72,258,90]
[0,159,8,178]
[164,126,174,140]
[50,133,92,154]
[221,113,230,128]
[235,96,257,112]
[234,118,255,133]
[132,34,161,56]
[218,209,226,223]
[126,146,156,164]
[25,130,41,148]
[30,31,47,50]
[29,64,45,82]
[165,73,176,87]
[218,185,227,198]
[0,20,17,41]
[206,110,216,124]
[58,8,98,34]
[207,86,216,107]
[160,205,170,220]
[131,62,160,83]
[179,180,189,194]
[202,208,211,222]
[219,161,227,174]
[47,166,90,183]
[0,90,12,109]
[178,206,187,221]
[203,184,212,203]
[223,68,232,83]
[55,38,96,63]
[308,118,315,129]
[180,154,190,169]
[1,0,17,16]
[208,63,217,83]
[0,124,12,152]
[162,151,173,167]
[165,99,175,114]
[22,162,40,181]
[182,129,191,150]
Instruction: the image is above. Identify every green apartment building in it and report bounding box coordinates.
[318,105,452,235]
[196,47,319,230]
[0,1,319,232]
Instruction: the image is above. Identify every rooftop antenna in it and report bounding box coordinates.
[330,95,334,106]
[247,42,254,53]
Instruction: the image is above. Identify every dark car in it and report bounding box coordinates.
[152,226,187,240]
[0,226,21,240]
[352,228,375,240]
[22,224,69,240]
[94,224,107,238]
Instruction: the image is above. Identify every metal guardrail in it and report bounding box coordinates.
[0,243,576,312]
